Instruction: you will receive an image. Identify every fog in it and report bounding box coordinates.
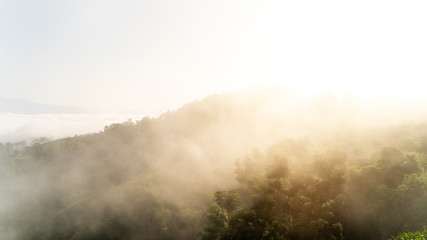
[1,88,427,239]
[2,0,427,238]
[0,113,147,143]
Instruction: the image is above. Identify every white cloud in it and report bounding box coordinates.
[0,113,146,143]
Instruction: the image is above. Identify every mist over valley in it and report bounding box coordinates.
[2,1,427,239]
[2,89,427,239]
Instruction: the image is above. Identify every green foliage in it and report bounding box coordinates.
[201,190,239,240]
[5,93,427,240]
[202,140,427,240]
[378,147,421,187]
[202,148,346,240]
[389,228,427,240]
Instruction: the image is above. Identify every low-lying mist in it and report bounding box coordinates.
[1,87,427,240]
[0,113,146,143]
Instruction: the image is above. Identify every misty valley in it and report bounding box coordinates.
[2,89,427,240]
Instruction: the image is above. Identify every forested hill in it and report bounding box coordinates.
[1,88,427,239]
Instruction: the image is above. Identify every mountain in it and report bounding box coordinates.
[0,96,86,114]
[1,88,427,240]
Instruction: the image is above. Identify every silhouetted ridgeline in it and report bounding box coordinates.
[1,89,427,239]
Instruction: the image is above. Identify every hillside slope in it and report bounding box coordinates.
[1,88,427,239]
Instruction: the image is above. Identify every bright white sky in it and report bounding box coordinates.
[1,0,427,114]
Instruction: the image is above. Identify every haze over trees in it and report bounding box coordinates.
[1,88,427,239]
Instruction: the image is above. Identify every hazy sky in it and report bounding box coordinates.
[1,0,427,114]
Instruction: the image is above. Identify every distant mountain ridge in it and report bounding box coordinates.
[0,96,86,114]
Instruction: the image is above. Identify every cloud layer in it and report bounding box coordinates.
[0,113,145,143]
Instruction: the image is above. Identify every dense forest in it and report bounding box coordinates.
[1,89,427,239]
